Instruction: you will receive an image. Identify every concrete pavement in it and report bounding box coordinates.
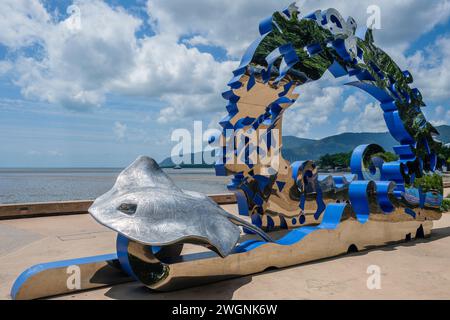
[1,199,450,300]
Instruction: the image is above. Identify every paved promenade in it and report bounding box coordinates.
[1,195,450,300]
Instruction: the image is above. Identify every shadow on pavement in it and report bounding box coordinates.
[104,275,253,300]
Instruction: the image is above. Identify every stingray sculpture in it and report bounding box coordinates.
[89,156,273,258]
[10,3,445,300]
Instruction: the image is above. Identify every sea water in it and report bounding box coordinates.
[0,168,229,204]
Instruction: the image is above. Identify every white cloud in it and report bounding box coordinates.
[0,0,449,138]
[114,35,237,121]
[339,102,386,133]
[147,0,450,58]
[114,121,128,141]
[0,0,236,115]
[337,118,350,134]
[359,103,386,132]
[157,93,222,124]
[144,0,450,132]
[146,0,284,57]
[6,0,141,110]
[405,36,450,103]
[431,119,448,127]
[183,35,213,47]
[113,35,237,97]
[426,105,450,127]
[0,0,50,49]
[0,61,12,76]
[283,77,345,137]
[342,93,365,113]
[436,105,446,116]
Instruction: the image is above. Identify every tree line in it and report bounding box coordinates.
[318,145,450,171]
[317,151,398,170]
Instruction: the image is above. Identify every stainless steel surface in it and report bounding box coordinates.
[126,219,433,292]
[216,4,444,231]
[89,156,270,258]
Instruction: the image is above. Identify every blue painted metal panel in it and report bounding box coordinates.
[235,203,347,253]
[349,181,372,224]
[11,253,118,300]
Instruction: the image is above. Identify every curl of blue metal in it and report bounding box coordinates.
[381,161,406,196]
[116,234,137,279]
[116,234,165,280]
[349,181,373,224]
[383,111,415,145]
[375,181,396,214]
[292,161,326,220]
[350,144,371,181]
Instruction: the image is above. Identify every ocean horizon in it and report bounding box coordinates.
[0,167,229,204]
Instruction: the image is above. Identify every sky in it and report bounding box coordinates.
[0,0,449,167]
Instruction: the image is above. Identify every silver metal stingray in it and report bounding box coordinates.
[89,156,272,258]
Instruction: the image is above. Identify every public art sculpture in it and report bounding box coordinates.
[11,4,444,300]
[215,4,442,230]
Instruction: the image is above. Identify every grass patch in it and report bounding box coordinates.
[442,199,450,212]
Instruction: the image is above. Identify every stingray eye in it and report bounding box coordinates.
[118,203,137,215]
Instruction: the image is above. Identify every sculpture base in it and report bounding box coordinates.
[11,219,432,300]
[125,219,432,292]
[11,254,132,300]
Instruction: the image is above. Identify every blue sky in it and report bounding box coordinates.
[0,0,449,167]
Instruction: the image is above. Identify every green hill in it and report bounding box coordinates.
[160,125,450,167]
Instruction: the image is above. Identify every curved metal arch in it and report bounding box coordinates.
[216,3,443,231]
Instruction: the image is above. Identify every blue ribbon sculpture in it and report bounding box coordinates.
[11,4,445,300]
[215,3,443,230]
